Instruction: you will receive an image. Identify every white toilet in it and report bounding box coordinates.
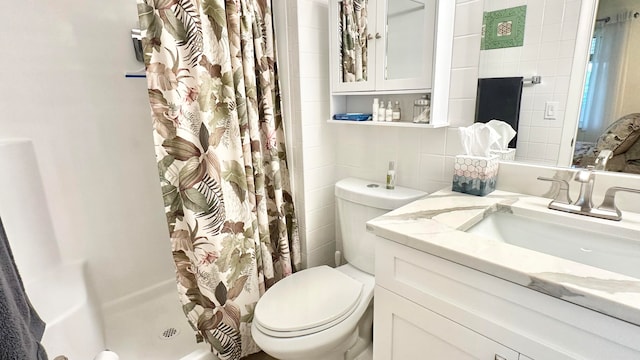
[252,178,426,360]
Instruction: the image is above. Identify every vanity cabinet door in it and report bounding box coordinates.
[329,0,436,93]
[374,286,519,360]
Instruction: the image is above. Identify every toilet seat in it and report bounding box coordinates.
[254,266,364,338]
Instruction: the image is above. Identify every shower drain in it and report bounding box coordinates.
[158,327,180,340]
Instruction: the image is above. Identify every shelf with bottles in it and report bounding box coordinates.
[328,93,448,128]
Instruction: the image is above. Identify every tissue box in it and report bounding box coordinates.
[489,148,516,161]
[452,155,499,196]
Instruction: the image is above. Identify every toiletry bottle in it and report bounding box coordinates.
[392,101,401,121]
[413,95,430,123]
[386,161,396,190]
[378,101,386,121]
[372,98,379,122]
[423,95,431,124]
[385,100,393,122]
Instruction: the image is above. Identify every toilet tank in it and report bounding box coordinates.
[335,178,426,274]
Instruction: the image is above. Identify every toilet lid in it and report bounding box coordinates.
[254,266,363,337]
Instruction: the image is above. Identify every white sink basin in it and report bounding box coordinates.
[467,212,640,279]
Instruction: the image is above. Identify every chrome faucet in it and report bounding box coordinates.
[572,150,612,210]
[538,153,639,220]
[594,149,613,171]
[572,166,596,211]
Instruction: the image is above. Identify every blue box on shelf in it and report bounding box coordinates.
[333,113,372,121]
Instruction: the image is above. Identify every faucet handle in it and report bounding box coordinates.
[537,176,572,204]
[596,186,640,221]
[574,166,595,183]
[594,150,613,171]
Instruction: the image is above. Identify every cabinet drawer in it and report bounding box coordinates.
[374,286,519,360]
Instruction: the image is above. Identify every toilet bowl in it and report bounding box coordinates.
[251,178,426,360]
[252,264,374,360]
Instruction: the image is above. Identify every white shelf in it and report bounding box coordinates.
[327,119,448,128]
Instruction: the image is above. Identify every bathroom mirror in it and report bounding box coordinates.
[478,0,640,174]
[385,0,427,80]
[570,1,640,174]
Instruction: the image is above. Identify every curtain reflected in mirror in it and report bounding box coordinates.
[573,8,640,174]
[340,0,368,82]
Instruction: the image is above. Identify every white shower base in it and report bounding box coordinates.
[102,280,374,360]
[103,281,218,360]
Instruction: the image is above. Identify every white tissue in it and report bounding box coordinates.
[486,120,517,150]
[458,123,501,157]
[94,350,119,360]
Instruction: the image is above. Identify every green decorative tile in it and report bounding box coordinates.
[481,5,527,50]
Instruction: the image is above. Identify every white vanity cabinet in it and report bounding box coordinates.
[375,286,519,360]
[373,237,640,360]
[329,0,437,93]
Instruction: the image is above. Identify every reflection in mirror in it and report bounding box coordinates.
[478,0,583,167]
[340,0,369,82]
[385,0,425,80]
[571,3,640,174]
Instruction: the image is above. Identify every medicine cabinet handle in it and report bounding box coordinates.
[367,33,373,40]
[375,32,382,39]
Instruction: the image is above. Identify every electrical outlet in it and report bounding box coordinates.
[544,101,559,120]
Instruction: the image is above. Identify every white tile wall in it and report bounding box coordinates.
[279,0,523,268]
[295,1,484,266]
[287,0,337,268]
[479,0,581,165]
[448,0,485,127]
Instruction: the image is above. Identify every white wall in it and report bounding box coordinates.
[274,0,484,269]
[0,0,173,306]
[332,0,484,194]
[295,0,337,268]
[278,0,483,268]
[276,0,337,268]
[479,0,582,165]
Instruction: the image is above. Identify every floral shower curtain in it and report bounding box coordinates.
[340,0,368,82]
[137,0,300,358]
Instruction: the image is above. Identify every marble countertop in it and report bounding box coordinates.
[366,189,640,326]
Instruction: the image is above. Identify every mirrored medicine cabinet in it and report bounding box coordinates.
[328,0,454,128]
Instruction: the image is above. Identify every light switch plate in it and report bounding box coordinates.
[544,101,559,120]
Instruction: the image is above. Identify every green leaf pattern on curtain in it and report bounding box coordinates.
[137,0,301,358]
[341,0,368,82]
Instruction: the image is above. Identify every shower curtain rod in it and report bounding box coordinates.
[596,11,639,23]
